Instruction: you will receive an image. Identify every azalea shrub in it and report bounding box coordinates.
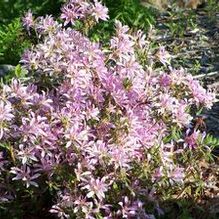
[0,0,217,218]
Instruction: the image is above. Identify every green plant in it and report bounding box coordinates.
[0,18,31,65]
[0,0,64,25]
[192,60,201,75]
[205,0,219,22]
[104,0,156,30]
[165,9,197,38]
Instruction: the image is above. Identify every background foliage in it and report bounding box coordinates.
[0,0,65,66]
[0,0,64,25]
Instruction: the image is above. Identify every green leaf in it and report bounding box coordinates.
[14,64,28,78]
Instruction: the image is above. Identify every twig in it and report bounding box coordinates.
[193,71,219,79]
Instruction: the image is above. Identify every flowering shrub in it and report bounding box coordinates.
[0,0,216,218]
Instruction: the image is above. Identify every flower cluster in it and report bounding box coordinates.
[0,1,216,218]
[61,0,108,25]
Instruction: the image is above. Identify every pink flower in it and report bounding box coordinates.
[118,196,138,218]
[117,197,149,218]
[0,100,14,122]
[133,29,147,49]
[110,21,135,58]
[35,15,60,35]
[173,102,192,127]
[85,140,109,164]
[92,0,109,22]
[169,167,185,182]
[20,112,49,143]
[10,166,40,188]
[156,93,177,114]
[155,46,171,65]
[152,166,164,181]
[73,195,94,215]
[0,100,14,139]
[64,121,90,148]
[109,145,131,170]
[60,0,89,25]
[159,73,172,87]
[22,10,34,31]
[61,3,82,25]
[187,78,215,108]
[81,176,109,200]
[50,205,70,219]
[4,79,35,105]
[184,129,205,149]
[17,144,38,165]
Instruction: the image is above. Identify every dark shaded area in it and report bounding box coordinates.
[0,0,64,25]
[159,197,219,219]
[0,187,57,219]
